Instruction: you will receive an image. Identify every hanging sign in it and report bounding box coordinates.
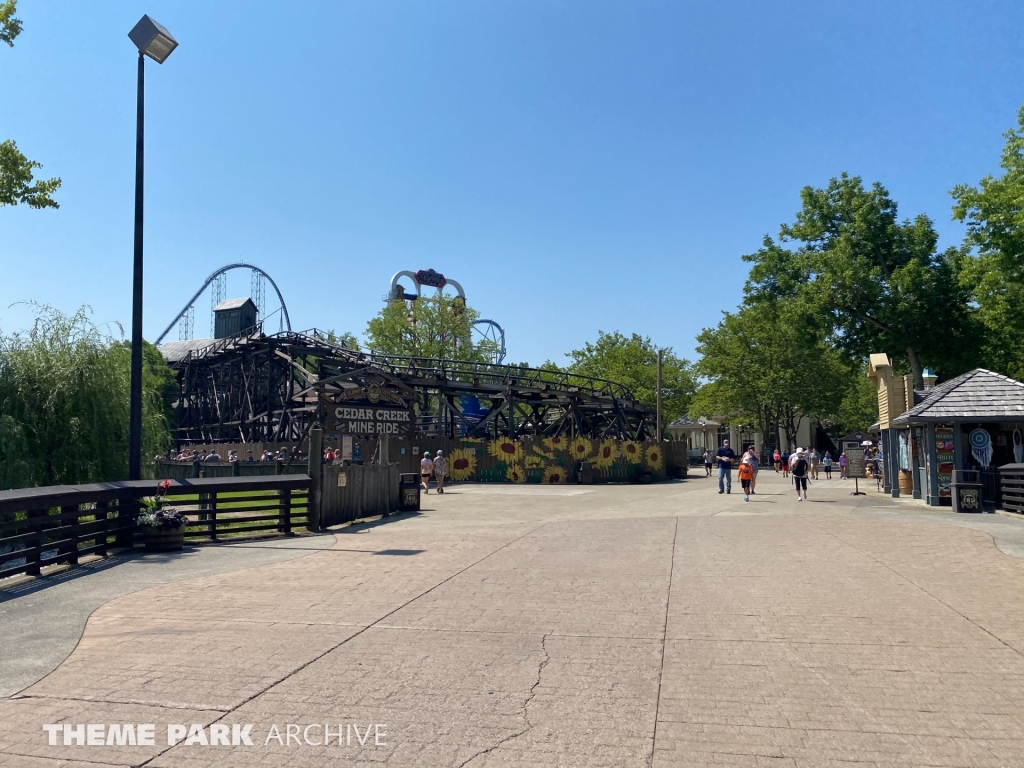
[326,405,412,436]
[322,379,413,437]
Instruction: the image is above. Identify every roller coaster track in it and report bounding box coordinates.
[154,263,292,346]
[170,330,651,443]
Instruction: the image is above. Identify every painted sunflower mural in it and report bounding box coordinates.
[544,465,567,484]
[487,437,522,463]
[524,452,547,469]
[621,441,642,464]
[544,435,569,453]
[448,448,477,481]
[505,463,526,483]
[592,439,617,469]
[645,444,664,470]
[569,437,593,462]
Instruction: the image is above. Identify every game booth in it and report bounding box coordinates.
[870,355,1024,510]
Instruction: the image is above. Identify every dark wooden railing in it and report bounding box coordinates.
[999,464,1024,514]
[0,475,311,582]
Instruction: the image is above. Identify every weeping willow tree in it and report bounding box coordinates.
[0,305,175,489]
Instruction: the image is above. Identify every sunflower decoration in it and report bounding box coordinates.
[569,437,593,461]
[487,437,522,463]
[448,448,478,481]
[544,435,570,453]
[544,465,567,484]
[645,444,664,470]
[505,463,526,483]
[621,440,642,464]
[524,452,547,469]
[592,439,617,469]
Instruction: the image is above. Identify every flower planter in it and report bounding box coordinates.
[143,526,185,552]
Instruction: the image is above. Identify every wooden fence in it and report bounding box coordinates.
[1000,464,1024,514]
[320,464,400,527]
[0,475,311,581]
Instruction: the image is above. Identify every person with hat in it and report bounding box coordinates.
[434,450,448,494]
[791,448,810,501]
[715,439,736,494]
[420,450,434,493]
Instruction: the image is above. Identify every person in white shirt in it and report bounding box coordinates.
[420,451,434,493]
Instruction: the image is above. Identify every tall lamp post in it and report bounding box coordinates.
[127,16,178,480]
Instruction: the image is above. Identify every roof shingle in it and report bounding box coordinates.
[891,369,1024,424]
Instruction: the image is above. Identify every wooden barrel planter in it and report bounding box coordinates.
[898,469,914,495]
[143,527,185,552]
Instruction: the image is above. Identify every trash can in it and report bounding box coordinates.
[951,469,982,513]
[577,461,593,485]
[399,473,421,512]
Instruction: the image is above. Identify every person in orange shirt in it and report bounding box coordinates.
[738,459,755,502]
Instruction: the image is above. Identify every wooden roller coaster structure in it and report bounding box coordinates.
[168,330,654,445]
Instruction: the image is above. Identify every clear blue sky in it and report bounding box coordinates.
[4,0,1023,365]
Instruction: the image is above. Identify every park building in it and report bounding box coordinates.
[667,414,825,463]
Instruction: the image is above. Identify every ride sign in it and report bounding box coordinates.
[326,405,412,436]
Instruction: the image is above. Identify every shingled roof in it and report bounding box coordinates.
[891,369,1024,424]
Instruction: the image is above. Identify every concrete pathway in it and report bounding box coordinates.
[2,471,1024,767]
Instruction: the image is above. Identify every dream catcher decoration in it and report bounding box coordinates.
[969,428,992,467]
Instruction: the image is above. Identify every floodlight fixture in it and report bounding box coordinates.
[128,15,177,64]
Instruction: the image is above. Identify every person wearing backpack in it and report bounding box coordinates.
[791,448,810,501]
[738,458,755,502]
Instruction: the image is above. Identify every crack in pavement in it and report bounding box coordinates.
[456,632,552,768]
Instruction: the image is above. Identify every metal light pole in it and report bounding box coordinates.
[127,16,177,480]
[656,349,663,441]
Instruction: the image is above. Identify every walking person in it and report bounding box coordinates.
[420,450,434,493]
[808,447,820,479]
[738,457,755,502]
[839,452,847,478]
[434,450,448,494]
[773,449,781,472]
[716,440,736,494]
[703,448,713,477]
[792,449,810,501]
[744,446,759,494]
[822,452,833,479]
[781,449,790,478]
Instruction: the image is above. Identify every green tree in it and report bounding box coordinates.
[693,303,849,447]
[952,104,1024,378]
[565,331,696,429]
[1,4,61,209]
[744,173,977,387]
[828,372,879,439]
[0,305,172,489]
[0,140,61,208]
[365,295,496,362]
[325,330,361,351]
[0,0,22,46]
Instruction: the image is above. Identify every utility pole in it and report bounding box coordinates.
[656,349,663,441]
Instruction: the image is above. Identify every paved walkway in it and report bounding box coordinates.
[3,471,1024,767]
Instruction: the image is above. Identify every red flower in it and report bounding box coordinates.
[159,479,172,490]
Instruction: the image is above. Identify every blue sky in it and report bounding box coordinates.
[3,0,1023,365]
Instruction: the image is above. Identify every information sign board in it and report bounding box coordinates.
[845,448,866,479]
